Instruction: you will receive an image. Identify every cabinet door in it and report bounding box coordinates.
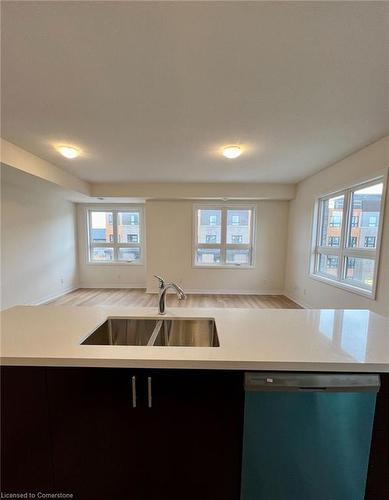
[142,370,244,500]
[1,366,54,493]
[47,367,147,500]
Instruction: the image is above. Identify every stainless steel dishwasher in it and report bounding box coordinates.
[241,372,380,500]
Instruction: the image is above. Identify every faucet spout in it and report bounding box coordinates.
[155,276,186,315]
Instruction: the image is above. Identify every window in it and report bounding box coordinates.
[88,208,143,264]
[194,206,255,267]
[317,254,339,278]
[127,234,139,243]
[334,198,344,209]
[328,236,340,247]
[130,214,139,225]
[311,179,385,296]
[351,216,359,227]
[350,236,358,248]
[327,257,338,268]
[329,214,342,227]
[209,215,217,225]
[364,236,376,248]
[368,216,378,227]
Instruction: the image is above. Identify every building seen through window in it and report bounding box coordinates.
[88,209,143,263]
[195,207,255,266]
[312,180,384,294]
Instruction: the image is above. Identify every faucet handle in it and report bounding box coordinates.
[153,275,165,289]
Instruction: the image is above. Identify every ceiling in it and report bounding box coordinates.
[1,1,388,184]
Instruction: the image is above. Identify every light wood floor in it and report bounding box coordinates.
[50,288,300,309]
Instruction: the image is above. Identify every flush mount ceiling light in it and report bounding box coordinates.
[56,145,80,159]
[222,145,242,159]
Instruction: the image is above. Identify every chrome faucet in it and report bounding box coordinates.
[154,275,186,315]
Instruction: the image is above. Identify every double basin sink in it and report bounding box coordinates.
[82,317,219,347]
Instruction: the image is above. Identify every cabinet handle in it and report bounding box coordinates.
[148,376,152,408]
[131,376,137,408]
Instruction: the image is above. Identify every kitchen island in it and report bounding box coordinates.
[1,306,388,500]
[1,306,389,371]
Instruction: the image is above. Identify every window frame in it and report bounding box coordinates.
[192,203,256,269]
[310,176,386,299]
[86,206,145,265]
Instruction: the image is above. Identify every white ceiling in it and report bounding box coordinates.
[2,1,388,184]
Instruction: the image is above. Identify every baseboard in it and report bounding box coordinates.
[79,283,146,289]
[145,288,285,295]
[283,292,311,309]
[30,286,79,305]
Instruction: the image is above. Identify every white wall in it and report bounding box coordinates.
[285,136,389,317]
[145,200,289,294]
[77,205,147,288]
[1,166,79,309]
[77,200,288,292]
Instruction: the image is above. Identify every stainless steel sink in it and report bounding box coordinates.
[81,318,158,346]
[81,318,219,347]
[154,319,219,347]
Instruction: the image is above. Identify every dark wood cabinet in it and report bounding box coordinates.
[2,367,387,500]
[46,368,244,500]
[1,366,54,493]
[139,369,244,500]
[46,367,149,499]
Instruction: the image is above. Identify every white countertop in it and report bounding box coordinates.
[1,305,389,372]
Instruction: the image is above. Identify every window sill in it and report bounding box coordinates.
[309,273,375,299]
[86,261,144,267]
[193,264,255,270]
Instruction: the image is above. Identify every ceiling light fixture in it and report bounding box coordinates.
[222,145,242,159]
[56,145,80,159]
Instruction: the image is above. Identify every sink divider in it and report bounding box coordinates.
[108,318,113,345]
[147,320,164,346]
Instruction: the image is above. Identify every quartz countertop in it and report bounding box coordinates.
[1,305,389,372]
